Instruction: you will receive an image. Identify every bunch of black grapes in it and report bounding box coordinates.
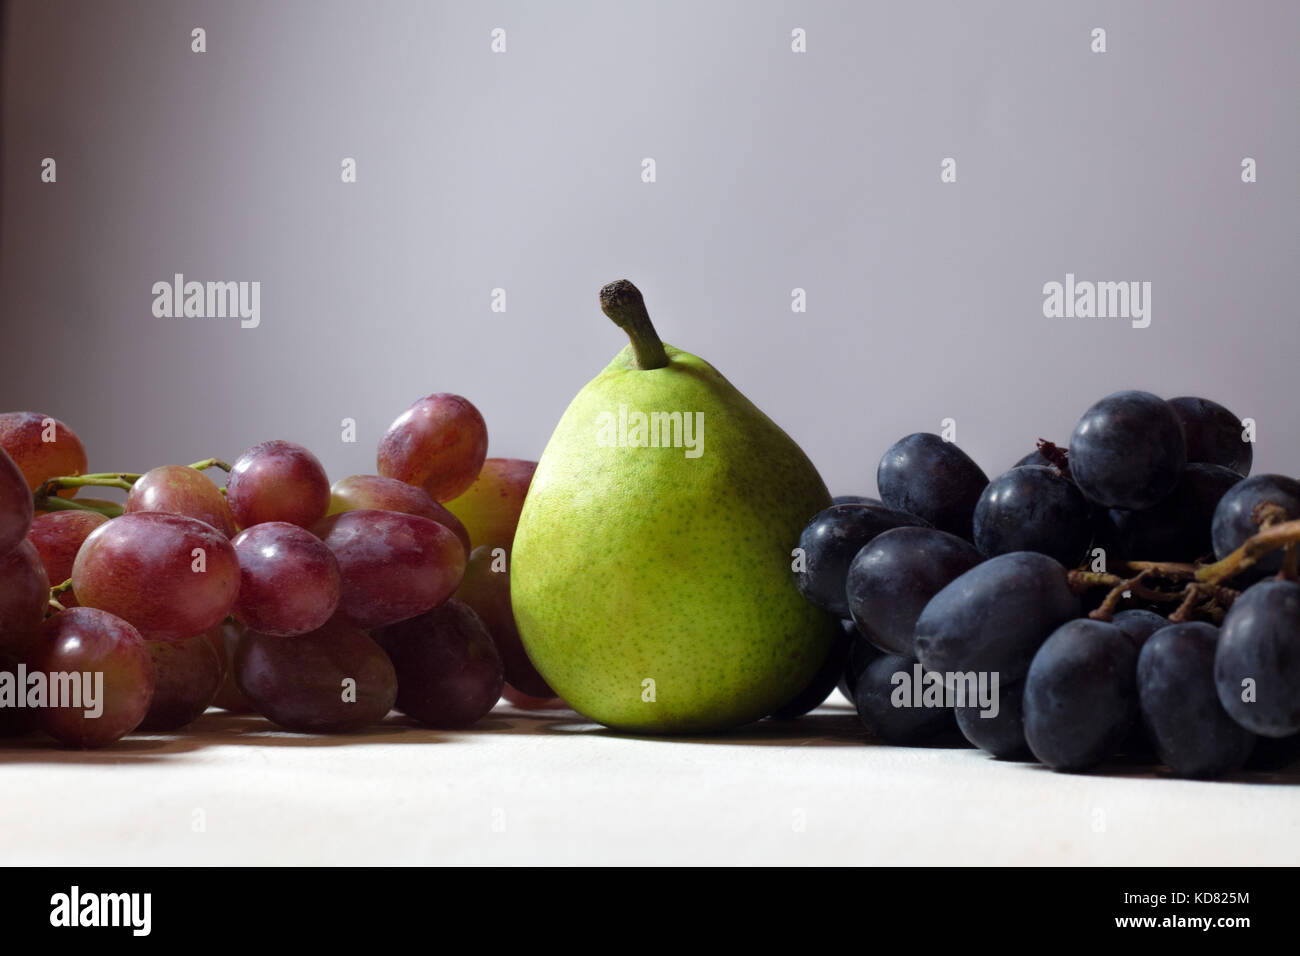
[785,391,1300,779]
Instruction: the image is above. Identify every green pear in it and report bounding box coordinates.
[511,280,837,733]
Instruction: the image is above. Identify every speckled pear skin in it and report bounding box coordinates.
[511,342,837,733]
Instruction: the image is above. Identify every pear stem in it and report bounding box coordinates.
[600,280,669,370]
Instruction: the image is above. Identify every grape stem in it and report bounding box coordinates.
[50,578,74,596]
[188,458,232,472]
[1167,584,1203,624]
[1194,517,1300,584]
[1065,513,1300,622]
[33,496,125,518]
[36,474,136,493]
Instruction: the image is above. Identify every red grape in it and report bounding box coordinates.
[0,411,88,498]
[0,445,33,554]
[138,629,223,731]
[444,457,536,550]
[313,509,466,629]
[328,474,471,553]
[72,512,240,640]
[231,521,341,636]
[208,619,254,713]
[377,393,488,502]
[126,464,237,536]
[501,684,569,710]
[375,599,503,728]
[225,440,330,529]
[235,619,397,733]
[0,647,41,736]
[26,510,108,603]
[455,545,553,697]
[35,607,154,748]
[0,540,50,658]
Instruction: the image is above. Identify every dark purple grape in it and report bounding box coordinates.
[1138,622,1255,778]
[375,600,504,729]
[235,619,397,733]
[231,521,341,636]
[853,654,957,744]
[0,539,50,658]
[915,551,1080,683]
[1068,391,1186,510]
[313,509,466,629]
[35,607,155,748]
[795,502,930,616]
[1103,463,1241,563]
[138,629,223,731]
[1111,609,1167,650]
[877,433,988,539]
[973,466,1091,567]
[0,444,33,555]
[954,677,1029,759]
[1167,396,1252,476]
[846,526,981,656]
[1215,579,1300,737]
[1211,474,1300,575]
[770,618,852,718]
[1023,618,1138,771]
[832,494,882,506]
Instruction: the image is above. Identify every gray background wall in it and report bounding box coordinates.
[2,0,1297,496]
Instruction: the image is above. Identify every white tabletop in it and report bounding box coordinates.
[2,692,1295,866]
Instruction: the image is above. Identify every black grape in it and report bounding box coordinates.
[1211,474,1300,575]
[1167,396,1252,476]
[1214,579,1300,737]
[1138,622,1255,778]
[1022,619,1138,771]
[972,466,1091,566]
[1111,609,1167,651]
[1244,734,1300,772]
[876,433,988,539]
[1068,390,1186,510]
[914,551,1080,683]
[846,526,981,656]
[836,619,881,701]
[795,503,929,616]
[832,494,882,506]
[954,677,1029,759]
[1103,463,1241,562]
[853,654,956,744]
[1013,441,1071,477]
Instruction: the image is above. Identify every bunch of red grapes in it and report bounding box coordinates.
[0,397,556,748]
